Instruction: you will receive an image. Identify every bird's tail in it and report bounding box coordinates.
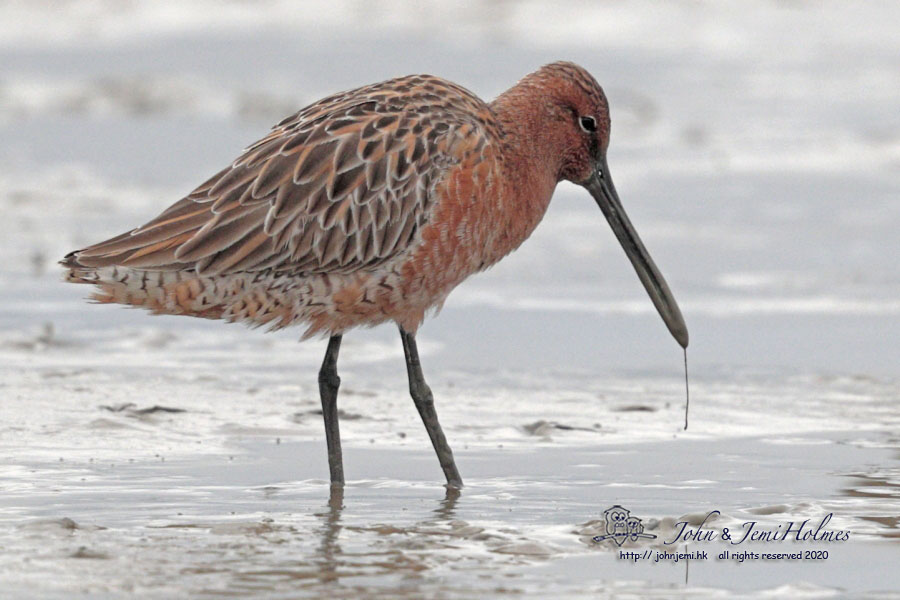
[61,253,227,319]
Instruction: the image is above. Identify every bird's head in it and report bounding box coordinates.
[527,62,612,185]
[532,61,689,348]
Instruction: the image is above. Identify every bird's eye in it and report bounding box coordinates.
[579,116,597,133]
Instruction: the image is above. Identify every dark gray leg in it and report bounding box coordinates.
[319,335,343,486]
[399,328,463,488]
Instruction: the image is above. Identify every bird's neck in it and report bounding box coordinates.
[490,84,567,188]
[486,86,564,252]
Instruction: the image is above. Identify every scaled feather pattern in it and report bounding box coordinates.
[63,63,611,338]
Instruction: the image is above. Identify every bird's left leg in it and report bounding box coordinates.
[318,334,344,486]
[399,327,463,488]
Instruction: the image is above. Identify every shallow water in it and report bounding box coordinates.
[1,1,899,598]
[2,430,899,598]
[2,323,898,597]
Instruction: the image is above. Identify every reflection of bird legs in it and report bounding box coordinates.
[433,486,461,522]
[313,486,460,583]
[315,486,345,583]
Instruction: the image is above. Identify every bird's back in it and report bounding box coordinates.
[63,74,502,336]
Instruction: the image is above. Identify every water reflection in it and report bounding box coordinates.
[313,486,345,583]
[310,485,462,586]
[435,486,461,521]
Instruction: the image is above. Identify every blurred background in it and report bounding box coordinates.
[1,0,897,376]
[1,2,898,597]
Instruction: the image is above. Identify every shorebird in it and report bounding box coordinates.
[62,62,688,489]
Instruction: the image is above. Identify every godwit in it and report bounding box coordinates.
[62,62,688,489]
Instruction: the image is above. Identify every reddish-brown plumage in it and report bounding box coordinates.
[61,61,691,488]
[62,62,614,338]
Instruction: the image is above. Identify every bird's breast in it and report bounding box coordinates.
[397,155,555,303]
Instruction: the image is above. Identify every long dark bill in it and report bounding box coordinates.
[584,157,689,348]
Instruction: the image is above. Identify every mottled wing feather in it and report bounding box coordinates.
[72,75,494,277]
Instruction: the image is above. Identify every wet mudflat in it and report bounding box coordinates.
[1,1,898,597]
[3,432,899,598]
[1,331,898,597]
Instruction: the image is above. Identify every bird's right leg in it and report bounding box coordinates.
[399,328,463,489]
[318,334,344,486]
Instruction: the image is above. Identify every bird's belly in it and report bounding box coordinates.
[235,262,473,338]
[90,257,478,339]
